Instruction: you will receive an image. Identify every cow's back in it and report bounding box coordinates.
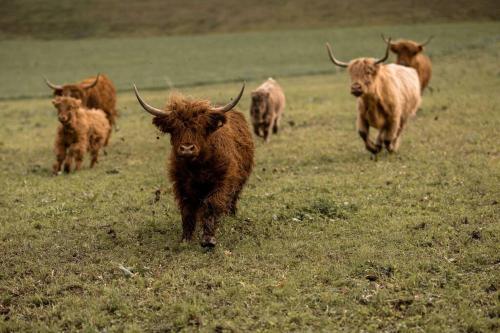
[385,64,421,117]
[82,75,117,125]
[256,78,285,114]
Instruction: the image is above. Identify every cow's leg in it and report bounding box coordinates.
[383,116,401,153]
[263,121,273,143]
[53,139,67,175]
[180,202,198,242]
[63,150,73,173]
[89,136,104,168]
[391,118,407,152]
[228,184,244,216]
[253,124,262,137]
[73,149,85,171]
[357,115,380,154]
[272,113,281,134]
[199,190,229,248]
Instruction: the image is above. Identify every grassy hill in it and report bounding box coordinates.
[0,0,499,39]
[0,21,499,331]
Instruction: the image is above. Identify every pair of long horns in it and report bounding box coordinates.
[133,83,245,117]
[381,34,434,47]
[44,74,100,90]
[325,39,391,68]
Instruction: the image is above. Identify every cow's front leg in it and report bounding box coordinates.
[199,191,228,248]
[180,201,198,242]
[357,116,380,155]
[382,116,401,153]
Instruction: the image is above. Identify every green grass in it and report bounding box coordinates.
[0,22,499,332]
[0,21,499,100]
[0,0,498,39]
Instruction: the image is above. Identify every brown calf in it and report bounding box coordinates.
[52,96,110,174]
[250,78,286,142]
[326,39,421,155]
[134,84,254,247]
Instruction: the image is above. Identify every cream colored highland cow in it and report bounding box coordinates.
[326,39,421,155]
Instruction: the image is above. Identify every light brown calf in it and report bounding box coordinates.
[250,78,285,142]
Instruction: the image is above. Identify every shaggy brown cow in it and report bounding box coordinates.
[52,96,110,174]
[382,35,433,92]
[326,39,421,155]
[250,78,286,142]
[45,74,117,144]
[134,83,254,247]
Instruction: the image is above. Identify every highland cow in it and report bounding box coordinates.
[52,96,110,174]
[134,83,254,247]
[44,74,117,144]
[250,78,286,142]
[382,35,433,92]
[326,39,421,155]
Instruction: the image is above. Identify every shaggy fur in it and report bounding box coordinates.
[388,39,432,92]
[52,96,110,174]
[50,74,117,145]
[346,59,421,154]
[149,93,254,247]
[250,78,286,142]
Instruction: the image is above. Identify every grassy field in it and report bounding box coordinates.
[0,22,499,332]
[0,21,499,100]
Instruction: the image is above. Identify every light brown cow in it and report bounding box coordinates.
[250,78,285,142]
[326,39,421,155]
[382,35,433,92]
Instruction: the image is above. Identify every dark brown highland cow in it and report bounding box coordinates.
[134,84,254,247]
[326,39,421,155]
[250,78,286,142]
[45,74,117,144]
[52,96,110,175]
[382,35,433,92]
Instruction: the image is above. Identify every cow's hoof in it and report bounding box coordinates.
[200,236,216,248]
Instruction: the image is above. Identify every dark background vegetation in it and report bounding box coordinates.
[0,0,499,39]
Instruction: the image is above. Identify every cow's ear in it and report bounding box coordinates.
[207,111,227,133]
[417,45,423,52]
[390,44,398,53]
[152,115,173,133]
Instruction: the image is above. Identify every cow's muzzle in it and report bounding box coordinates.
[178,144,196,157]
[351,83,363,97]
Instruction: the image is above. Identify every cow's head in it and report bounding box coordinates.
[44,74,100,105]
[52,96,81,125]
[134,83,245,160]
[382,35,433,67]
[326,40,390,97]
[250,91,270,126]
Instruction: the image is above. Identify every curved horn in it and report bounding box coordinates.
[420,36,434,47]
[133,84,168,117]
[381,33,395,45]
[325,43,349,68]
[82,73,100,89]
[374,37,391,65]
[44,76,62,90]
[211,83,245,113]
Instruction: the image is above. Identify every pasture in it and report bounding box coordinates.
[0,21,499,332]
